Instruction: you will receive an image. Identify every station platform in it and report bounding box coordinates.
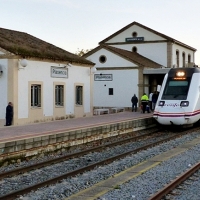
[0,111,156,160]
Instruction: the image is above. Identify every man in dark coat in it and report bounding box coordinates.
[131,94,138,112]
[5,102,13,126]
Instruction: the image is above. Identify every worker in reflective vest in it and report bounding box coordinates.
[141,93,149,113]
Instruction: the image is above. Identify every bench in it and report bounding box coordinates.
[111,107,125,113]
[93,109,109,115]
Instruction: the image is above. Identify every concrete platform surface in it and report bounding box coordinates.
[0,111,153,143]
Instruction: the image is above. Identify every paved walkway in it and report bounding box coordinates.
[0,111,153,143]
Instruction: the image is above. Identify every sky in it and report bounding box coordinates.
[1,0,200,65]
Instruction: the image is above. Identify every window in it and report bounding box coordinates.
[109,88,113,95]
[162,78,190,100]
[188,54,191,63]
[31,85,41,107]
[99,55,106,63]
[55,85,64,106]
[182,52,185,67]
[132,46,137,52]
[176,50,179,67]
[132,32,137,37]
[76,86,83,105]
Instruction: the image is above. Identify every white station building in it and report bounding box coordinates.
[0,28,95,127]
[83,21,197,109]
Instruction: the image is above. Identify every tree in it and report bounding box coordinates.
[75,48,92,57]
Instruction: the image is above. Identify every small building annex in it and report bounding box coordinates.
[0,28,95,127]
[83,21,197,109]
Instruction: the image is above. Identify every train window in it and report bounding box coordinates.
[168,81,188,87]
[162,78,190,100]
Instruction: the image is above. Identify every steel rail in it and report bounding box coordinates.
[149,162,200,200]
[0,129,158,180]
[0,130,190,200]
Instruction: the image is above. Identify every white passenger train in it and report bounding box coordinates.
[153,67,200,127]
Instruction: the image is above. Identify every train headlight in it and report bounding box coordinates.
[180,101,189,107]
[158,101,165,106]
[176,71,185,77]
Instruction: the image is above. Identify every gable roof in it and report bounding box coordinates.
[104,45,162,68]
[99,21,196,51]
[83,45,162,68]
[0,27,94,65]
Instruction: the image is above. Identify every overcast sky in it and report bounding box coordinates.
[1,0,200,65]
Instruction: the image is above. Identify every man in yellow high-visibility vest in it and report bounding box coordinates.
[141,93,149,113]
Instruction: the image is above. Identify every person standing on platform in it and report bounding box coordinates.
[131,94,138,112]
[149,92,153,111]
[141,93,149,113]
[5,102,13,126]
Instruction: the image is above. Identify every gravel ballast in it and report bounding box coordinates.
[0,131,199,200]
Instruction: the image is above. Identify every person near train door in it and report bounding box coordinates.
[131,94,138,112]
[149,92,153,111]
[141,93,149,113]
[152,91,158,111]
[5,102,13,126]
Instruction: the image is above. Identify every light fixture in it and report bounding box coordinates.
[20,59,28,67]
[18,59,28,70]
[89,66,97,75]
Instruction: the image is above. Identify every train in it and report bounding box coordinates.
[153,67,200,127]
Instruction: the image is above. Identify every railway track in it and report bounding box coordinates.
[0,128,159,179]
[149,162,200,200]
[0,127,198,200]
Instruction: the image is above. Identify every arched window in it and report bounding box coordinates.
[188,54,191,64]
[182,52,185,67]
[132,46,137,52]
[176,50,179,68]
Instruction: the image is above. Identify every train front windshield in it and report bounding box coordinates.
[161,78,190,100]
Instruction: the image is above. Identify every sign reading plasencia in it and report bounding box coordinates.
[94,74,112,81]
[125,37,144,42]
[51,67,68,78]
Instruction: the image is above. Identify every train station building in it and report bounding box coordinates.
[0,28,95,127]
[83,21,197,109]
[0,22,197,127]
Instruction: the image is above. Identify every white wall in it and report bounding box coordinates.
[106,25,166,43]
[87,48,138,107]
[88,48,136,67]
[68,64,91,113]
[111,43,167,66]
[93,69,138,107]
[18,60,91,119]
[172,44,195,67]
[0,57,8,119]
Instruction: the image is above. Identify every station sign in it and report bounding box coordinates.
[94,74,113,81]
[51,67,68,78]
[125,37,144,42]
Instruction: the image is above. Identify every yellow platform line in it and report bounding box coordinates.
[65,160,161,200]
[66,136,200,200]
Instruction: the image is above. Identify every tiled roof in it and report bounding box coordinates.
[103,45,162,68]
[0,27,94,65]
[83,45,162,68]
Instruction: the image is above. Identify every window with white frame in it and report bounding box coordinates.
[31,85,41,107]
[76,86,83,105]
[55,85,64,106]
